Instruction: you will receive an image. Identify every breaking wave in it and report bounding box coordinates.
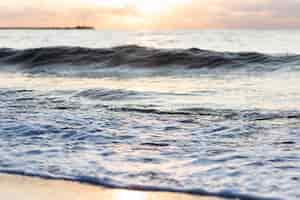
[0,45,300,76]
[1,45,299,200]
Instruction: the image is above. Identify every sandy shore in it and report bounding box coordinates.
[0,174,223,200]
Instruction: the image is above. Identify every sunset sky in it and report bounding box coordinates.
[1,0,300,29]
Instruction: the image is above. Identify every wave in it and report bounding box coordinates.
[72,87,300,121]
[74,89,140,101]
[111,106,300,121]
[0,170,281,200]
[0,45,300,75]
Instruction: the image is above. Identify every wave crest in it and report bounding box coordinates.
[0,45,299,75]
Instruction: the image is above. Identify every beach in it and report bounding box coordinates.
[0,30,299,200]
[1,1,300,200]
[0,174,222,200]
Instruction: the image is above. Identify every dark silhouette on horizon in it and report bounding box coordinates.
[0,26,95,30]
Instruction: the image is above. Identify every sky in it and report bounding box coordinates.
[1,0,300,29]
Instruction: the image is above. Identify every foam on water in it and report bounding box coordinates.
[0,30,300,200]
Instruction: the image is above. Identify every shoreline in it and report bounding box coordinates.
[0,173,223,200]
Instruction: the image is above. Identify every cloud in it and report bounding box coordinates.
[147,0,300,29]
[0,1,140,28]
[1,0,300,29]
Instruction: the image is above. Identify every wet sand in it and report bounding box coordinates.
[0,174,223,200]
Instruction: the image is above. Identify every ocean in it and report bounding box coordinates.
[0,30,299,200]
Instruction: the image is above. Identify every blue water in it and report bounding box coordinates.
[0,30,300,200]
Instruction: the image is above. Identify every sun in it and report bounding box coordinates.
[132,0,193,14]
[134,0,176,14]
[89,0,189,14]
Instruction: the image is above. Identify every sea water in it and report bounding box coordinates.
[0,30,300,200]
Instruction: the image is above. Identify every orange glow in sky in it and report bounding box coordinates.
[0,0,300,29]
[89,0,190,13]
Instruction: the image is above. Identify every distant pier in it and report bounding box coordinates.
[0,26,95,30]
